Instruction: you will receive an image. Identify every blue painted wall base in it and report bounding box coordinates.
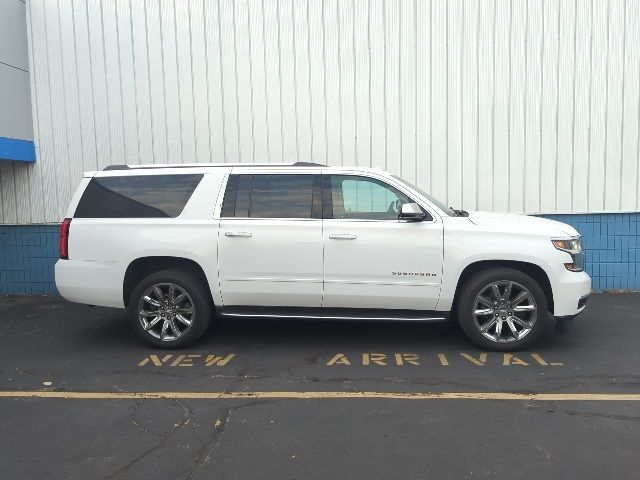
[1,213,638,295]
[0,225,58,295]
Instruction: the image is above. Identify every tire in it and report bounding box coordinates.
[456,267,549,351]
[127,269,213,349]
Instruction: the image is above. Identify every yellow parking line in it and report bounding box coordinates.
[1,390,640,401]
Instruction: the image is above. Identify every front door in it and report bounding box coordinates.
[218,172,323,307]
[322,174,443,310]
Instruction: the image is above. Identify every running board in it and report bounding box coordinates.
[219,307,449,323]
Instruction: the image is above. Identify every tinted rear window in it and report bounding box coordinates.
[74,174,203,218]
[221,174,320,219]
[250,175,314,218]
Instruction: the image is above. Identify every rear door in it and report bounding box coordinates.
[218,171,324,307]
[322,173,444,310]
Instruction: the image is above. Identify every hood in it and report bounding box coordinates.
[465,211,579,237]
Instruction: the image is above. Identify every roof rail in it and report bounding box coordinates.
[102,162,327,171]
[103,164,130,171]
[293,162,326,167]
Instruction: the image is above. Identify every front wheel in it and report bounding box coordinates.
[457,267,549,351]
[127,269,213,349]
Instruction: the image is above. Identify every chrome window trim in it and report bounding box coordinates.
[322,217,435,224]
[220,217,322,222]
[214,168,443,224]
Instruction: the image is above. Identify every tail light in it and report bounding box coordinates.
[59,218,71,259]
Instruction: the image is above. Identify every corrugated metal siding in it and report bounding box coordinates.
[1,0,639,224]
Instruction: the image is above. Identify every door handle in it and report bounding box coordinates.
[329,233,357,240]
[225,231,253,238]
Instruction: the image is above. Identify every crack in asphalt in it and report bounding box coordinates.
[175,400,273,480]
[99,398,272,480]
[192,400,274,479]
[102,399,195,480]
[130,400,162,438]
[181,406,232,480]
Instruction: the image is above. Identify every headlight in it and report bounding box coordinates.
[552,237,584,272]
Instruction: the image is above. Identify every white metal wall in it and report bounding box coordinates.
[1,0,639,224]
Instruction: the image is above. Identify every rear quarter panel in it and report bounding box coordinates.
[59,171,227,308]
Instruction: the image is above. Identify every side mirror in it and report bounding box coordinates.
[399,202,426,222]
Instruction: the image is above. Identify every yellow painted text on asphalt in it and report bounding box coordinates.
[138,353,236,367]
[326,352,563,366]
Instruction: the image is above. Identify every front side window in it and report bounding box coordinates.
[74,174,203,218]
[328,175,415,220]
[221,174,320,219]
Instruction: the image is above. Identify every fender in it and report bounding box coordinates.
[436,231,561,312]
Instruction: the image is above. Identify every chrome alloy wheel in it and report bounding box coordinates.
[137,283,195,341]
[472,280,537,343]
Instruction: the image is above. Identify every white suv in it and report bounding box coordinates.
[55,163,590,350]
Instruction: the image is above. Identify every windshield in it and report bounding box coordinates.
[392,175,454,216]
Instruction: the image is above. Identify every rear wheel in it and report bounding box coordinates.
[127,269,212,348]
[457,267,548,351]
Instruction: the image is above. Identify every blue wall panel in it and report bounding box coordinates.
[0,225,58,295]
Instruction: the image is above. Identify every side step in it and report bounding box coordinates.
[219,306,449,322]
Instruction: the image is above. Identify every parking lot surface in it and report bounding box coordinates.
[1,293,639,479]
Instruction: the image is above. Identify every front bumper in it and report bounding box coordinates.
[555,293,589,333]
[552,270,591,317]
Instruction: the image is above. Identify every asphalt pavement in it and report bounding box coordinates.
[0,293,639,479]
